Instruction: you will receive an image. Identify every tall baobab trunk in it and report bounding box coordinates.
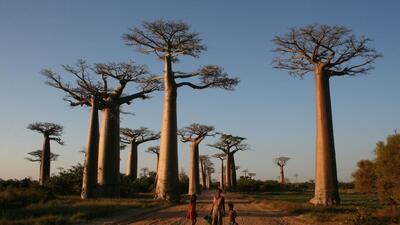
[220,159,224,190]
[81,98,99,199]
[200,160,206,188]
[310,66,340,205]
[225,153,232,191]
[188,142,201,194]
[279,166,285,184]
[231,155,237,191]
[206,169,211,189]
[98,105,120,198]
[39,136,51,185]
[126,143,138,178]
[156,55,180,201]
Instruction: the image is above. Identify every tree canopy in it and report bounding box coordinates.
[273,24,381,77]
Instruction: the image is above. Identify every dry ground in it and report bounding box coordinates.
[95,192,320,225]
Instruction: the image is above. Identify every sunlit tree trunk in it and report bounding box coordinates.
[206,169,211,189]
[231,155,237,191]
[279,166,285,184]
[81,98,99,199]
[126,143,138,178]
[188,142,201,194]
[156,55,180,201]
[200,160,206,189]
[97,105,120,198]
[310,66,340,205]
[225,153,232,191]
[39,136,51,185]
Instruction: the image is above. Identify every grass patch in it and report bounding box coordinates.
[0,195,163,225]
[245,191,397,224]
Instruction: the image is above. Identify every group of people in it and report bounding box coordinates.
[187,188,238,225]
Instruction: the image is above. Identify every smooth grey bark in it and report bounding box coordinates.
[200,159,206,188]
[231,155,237,191]
[81,97,99,199]
[225,153,232,191]
[156,55,180,201]
[39,136,51,185]
[219,159,224,190]
[188,142,201,195]
[97,106,120,198]
[126,143,138,178]
[310,67,340,205]
[206,168,211,189]
[279,166,285,184]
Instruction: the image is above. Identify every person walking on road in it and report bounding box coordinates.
[187,194,198,225]
[211,188,225,225]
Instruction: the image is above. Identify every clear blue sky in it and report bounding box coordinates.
[0,0,399,182]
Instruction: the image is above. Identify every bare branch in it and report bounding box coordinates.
[123,20,206,59]
[25,150,59,162]
[208,133,248,154]
[273,24,381,77]
[178,123,215,143]
[176,65,239,90]
[120,127,160,145]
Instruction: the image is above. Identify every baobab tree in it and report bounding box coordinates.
[178,124,214,194]
[27,122,64,185]
[273,24,381,205]
[140,167,150,177]
[146,146,160,173]
[26,150,59,179]
[120,127,160,179]
[25,150,59,162]
[124,20,239,201]
[209,133,248,191]
[43,60,160,198]
[274,157,290,184]
[206,165,215,189]
[212,153,226,190]
[199,155,209,189]
[248,173,256,179]
[43,60,103,198]
[242,169,249,178]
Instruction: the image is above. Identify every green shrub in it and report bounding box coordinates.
[120,172,156,197]
[0,186,55,209]
[45,164,83,196]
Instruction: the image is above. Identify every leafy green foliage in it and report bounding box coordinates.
[237,177,312,193]
[45,164,83,196]
[120,172,156,197]
[353,133,400,204]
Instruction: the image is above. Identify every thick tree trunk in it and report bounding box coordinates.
[225,153,232,191]
[205,169,211,189]
[231,154,237,191]
[39,136,51,185]
[200,160,207,189]
[279,166,285,184]
[126,142,138,178]
[156,154,159,173]
[156,55,180,201]
[97,105,120,198]
[81,98,99,199]
[188,142,201,195]
[220,159,224,190]
[310,67,340,206]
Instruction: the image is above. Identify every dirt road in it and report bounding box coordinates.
[121,192,307,225]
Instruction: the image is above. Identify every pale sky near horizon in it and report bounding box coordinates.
[0,0,399,182]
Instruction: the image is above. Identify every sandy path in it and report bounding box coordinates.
[125,192,307,225]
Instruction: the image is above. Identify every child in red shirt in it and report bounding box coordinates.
[187,194,197,225]
[228,202,238,225]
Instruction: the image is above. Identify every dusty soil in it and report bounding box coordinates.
[97,192,315,225]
